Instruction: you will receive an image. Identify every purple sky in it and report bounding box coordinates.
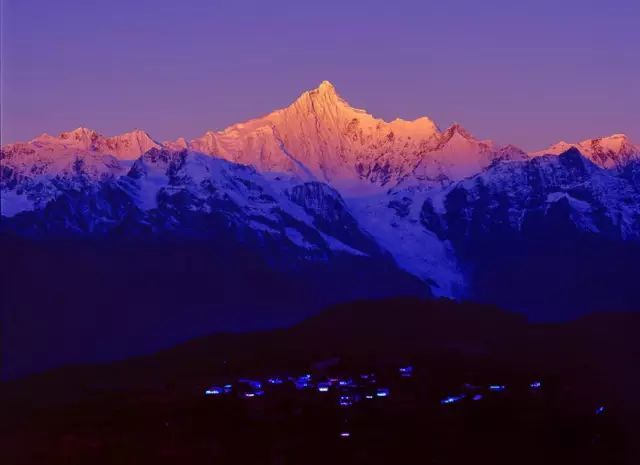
[2,0,638,150]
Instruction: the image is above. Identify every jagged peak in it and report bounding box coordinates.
[531,146,591,169]
[298,80,341,104]
[586,133,631,145]
[175,137,188,146]
[441,122,475,141]
[193,81,442,148]
[281,80,355,117]
[59,127,101,140]
[316,80,336,93]
[606,133,629,139]
[118,128,152,138]
[498,144,528,156]
[539,134,634,152]
[390,116,438,127]
[112,128,159,145]
[68,126,96,134]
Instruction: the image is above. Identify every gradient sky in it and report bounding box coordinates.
[2,0,638,150]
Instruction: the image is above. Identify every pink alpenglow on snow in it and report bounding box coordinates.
[2,81,639,300]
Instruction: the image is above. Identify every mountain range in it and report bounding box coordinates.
[2,81,639,377]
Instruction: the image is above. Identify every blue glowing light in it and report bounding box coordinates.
[376,388,390,398]
[489,385,506,392]
[340,432,351,438]
[595,406,606,415]
[267,377,284,385]
[205,387,222,396]
[239,379,262,390]
[317,383,330,392]
[399,366,414,377]
[529,381,542,389]
[472,394,483,401]
[295,376,313,389]
[441,394,465,405]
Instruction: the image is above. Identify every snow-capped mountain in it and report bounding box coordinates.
[6,127,161,160]
[2,80,640,311]
[531,133,640,171]
[183,80,439,191]
[172,81,529,193]
[419,148,640,242]
[2,145,391,260]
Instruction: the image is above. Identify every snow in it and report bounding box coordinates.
[248,220,280,235]
[320,233,368,256]
[285,227,314,249]
[5,128,160,164]
[107,129,161,160]
[134,170,169,210]
[546,192,592,213]
[0,146,130,217]
[176,81,446,191]
[439,153,640,238]
[346,193,464,297]
[0,190,35,216]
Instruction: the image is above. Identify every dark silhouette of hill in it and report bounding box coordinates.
[0,234,427,379]
[1,298,639,464]
[3,298,639,409]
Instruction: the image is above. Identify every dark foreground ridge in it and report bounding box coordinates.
[0,234,428,379]
[2,298,640,464]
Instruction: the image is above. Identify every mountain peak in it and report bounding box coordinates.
[280,80,351,121]
[116,129,157,144]
[316,80,336,93]
[60,127,100,141]
[304,80,341,102]
[122,128,150,136]
[442,122,474,141]
[69,126,95,134]
[609,133,629,139]
[106,129,160,159]
[532,133,638,170]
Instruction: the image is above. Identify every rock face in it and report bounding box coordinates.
[2,81,640,376]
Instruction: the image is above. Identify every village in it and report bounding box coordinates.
[201,364,604,441]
